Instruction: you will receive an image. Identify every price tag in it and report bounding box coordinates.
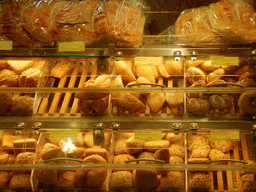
[134,130,162,140]
[211,56,239,66]
[0,131,3,139]
[58,42,85,52]
[50,130,79,140]
[0,41,13,50]
[211,130,240,140]
[135,57,163,66]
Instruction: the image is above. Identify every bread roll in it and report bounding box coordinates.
[209,94,232,109]
[114,139,127,155]
[186,60,204,68]
[0,171,10,188]
[238,92,256,114]
[0,69,19,87]
[166,92,184,108]
[84,148,109,161]
[0,60,8,70]
[0,153,9,164]
[190,145,211,158]
[241,174,256,191]
[126,137,144,155]
[200,60,221,72]
[41,143,65,160]
[160,171,185,190]
[186,67,206,85]
[109,171,133,189]
[169,156,184,164]
[143,140,170,152]
[134,169,158,189]
[34,160,58,185]
[188,172,211,190]
[210,139,236,153]
[12,96,34,115]
[158,63,171,78]
[147,92,166,113]
[166,133,184,144]
[51,61,76,78]
[137,151,155,164]
[169,144,185,159]
[9,174,31,190]
[15,152,36,164]
[166,60,183,75]
[187,98,210,115]
[13,138,37,154]
[114,60,136,82]
[207,68,225,83]
[113,154,135,164]
[136,65,156,83]
[2,132,24,152]
[55,171,75,189]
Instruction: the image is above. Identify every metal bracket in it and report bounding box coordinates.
[97,50,108,71]
[249,50,256,73]
[252,124,256,135]
[173,123,181,135]
[32,122,42,135]
[93,123,105,146]
[190,123,199,135]
[174,50,182,61]
[15,122,25,135]
[190,51,198,61]
[112,123,120,134]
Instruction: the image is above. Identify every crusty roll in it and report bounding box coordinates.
[114,60,136,82]
[187,98,210,115]
[165,60,183,75]
[136,65,156,83]
[166,92,184,108]
[147,92,166,113]
[0,69,19,87]
[12,96,34,115]
[109,171,133,190]
[186,67,206,85]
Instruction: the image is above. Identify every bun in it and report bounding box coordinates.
[187,158,209,164]
[9,174,31,190]
[12,96,34,115]
[0,69,19,87]
[0,153,9,164]
[15,152,36,164]
[136,65,156,83]
[207,68,225,83]
[114,60,136,82]
[113,154,135,164]
[137,151,155,164]
[190,145,210,158]
[109,171,133,190]
[186,67,206,85]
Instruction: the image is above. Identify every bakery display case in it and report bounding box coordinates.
[0,0,256,191]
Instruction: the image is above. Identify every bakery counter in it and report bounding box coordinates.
[0,128,256,191]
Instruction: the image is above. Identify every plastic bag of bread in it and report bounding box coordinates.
[22,0,60,44]
[49,0,100,46]
[94,0,148,47]
[174,6,221,45]
[1,0,44,47]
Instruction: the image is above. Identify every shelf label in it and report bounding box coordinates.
[50,129,79,140]
[211,56,239,66]
[58,42,85,52]
[143,36,161,45]
[134,130,162,140]
[0,131,3,139]
[0,41,13,50]
[135,57,163,66]
[211,130,240,140]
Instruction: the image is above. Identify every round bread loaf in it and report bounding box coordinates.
[187,98,210,115]
[165,60,184,75]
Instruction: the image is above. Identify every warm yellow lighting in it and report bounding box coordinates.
[62,139,76,153]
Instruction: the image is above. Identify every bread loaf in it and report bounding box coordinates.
[0,69,19,87]
[19,68,41,87]
[12,96,34,115]
[51,61,76,78]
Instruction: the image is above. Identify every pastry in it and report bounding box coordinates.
[109,171,133,190]
[51,60,76,78]
[0,69,19,87]
[187,98,210,115]
[12,96,34,115]
[19,68,41,87]
[143,140,170,152]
